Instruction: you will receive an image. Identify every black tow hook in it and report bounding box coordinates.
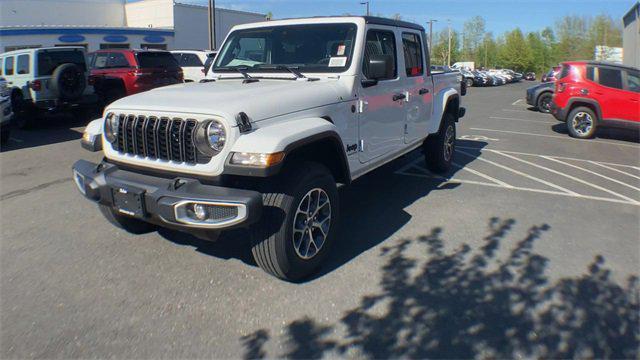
[171,178,186,190]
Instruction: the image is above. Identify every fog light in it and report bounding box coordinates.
[73,170,86,195]
[174,201,247,228]
[192,204,208,220]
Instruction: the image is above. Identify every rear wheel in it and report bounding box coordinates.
[99,205,156,234]
[537,93,553,114]
[0,125,10,144]
[11,92,34,129]
[465,78,474,88]
[567,106,597,139]
[250,162,338,281]
[424,113,456,174]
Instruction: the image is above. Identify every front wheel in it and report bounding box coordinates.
[466,78,474,88]
[424,113,456,174]
[566,107,597,139]
[250,162,339,281]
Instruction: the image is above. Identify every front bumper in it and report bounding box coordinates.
[72,160,262,231]
[526,89,534,106]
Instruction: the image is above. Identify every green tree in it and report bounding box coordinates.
[498,29,533,72]
[462,16,486,62]
[477,33,498,69]
[430,29,460,65]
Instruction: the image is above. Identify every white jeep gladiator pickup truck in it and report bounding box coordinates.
[73,16,465,280]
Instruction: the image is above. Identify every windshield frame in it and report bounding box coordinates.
[212,22,359,75]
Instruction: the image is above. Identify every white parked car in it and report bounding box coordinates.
[171,50,217,82]
[0,77,13,144]
[0,47,97,128]
[74,16,466,280]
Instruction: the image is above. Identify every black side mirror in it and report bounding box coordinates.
[362,54,394,88]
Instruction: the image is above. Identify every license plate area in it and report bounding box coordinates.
[111,186,146,218]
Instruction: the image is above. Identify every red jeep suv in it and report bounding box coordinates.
[89,49,183,106]
[551,61,640,139]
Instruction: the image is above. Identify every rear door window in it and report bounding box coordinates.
[136,52,179,69]
[37,49,86,76]
[598,67,623,89]
[362,29,397,80]
[402,32,423,77]
[92,52,109,69]
[559,65,570,79]
[17,54,30,74]
[5,57,14,75]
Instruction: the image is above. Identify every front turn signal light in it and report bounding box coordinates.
[230,152,285,167]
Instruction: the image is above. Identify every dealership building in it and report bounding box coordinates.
[622,2,639,67]
[0,0,266,53]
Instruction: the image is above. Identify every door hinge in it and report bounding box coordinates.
[358,139,365,152]
[404,123,408,135]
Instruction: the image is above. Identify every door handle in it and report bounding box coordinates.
[392,93,406,101]
[418,88,429,95]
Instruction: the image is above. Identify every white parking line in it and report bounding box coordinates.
[457,146,640,170]
[469,128,640,149]
[456,149,579,195]
[542,156,640,192]
[591,161,640,175]
[512,99,525,106]
[395,159,639,206]
[494,150,640,204]
[489,116,555,124]
[502,109,533,113]
[453,162,513,188]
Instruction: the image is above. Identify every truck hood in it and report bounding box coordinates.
[107,78,351,123]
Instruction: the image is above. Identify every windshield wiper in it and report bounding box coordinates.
[215,66,259,83]
[255,65,306,79]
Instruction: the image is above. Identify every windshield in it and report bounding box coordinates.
[37,49,86,76]
[213,23,358,73]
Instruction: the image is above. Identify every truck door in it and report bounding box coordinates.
[358,27,407,163]
[400,31,433,144]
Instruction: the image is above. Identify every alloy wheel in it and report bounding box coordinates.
[571,112,593,136]
[444,124,455,162]
[292,188,331,260]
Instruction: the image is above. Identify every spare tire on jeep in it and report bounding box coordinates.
[50,63,86,100]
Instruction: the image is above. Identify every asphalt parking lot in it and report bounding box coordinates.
[1,82,638,358]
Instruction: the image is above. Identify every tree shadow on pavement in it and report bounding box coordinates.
[160,140,489,278]
[241,218,640,359]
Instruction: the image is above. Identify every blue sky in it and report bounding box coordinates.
[186,0,635,35]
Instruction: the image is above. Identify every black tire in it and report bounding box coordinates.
[0,126,10,145]
[50,63,86,100]
[424,113,456,173]
[465,78,474,88]
[536,92,553,114]
[566,106,597,139]
[250,162,339,281]
[10,91,34,129]
[99,205,156,234]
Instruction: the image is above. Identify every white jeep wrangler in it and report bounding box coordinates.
[73,17,465,280]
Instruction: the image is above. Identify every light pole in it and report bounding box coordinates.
[427,19,437,52]
[208,0,216,50]
[360,1,370,16]
[447,19,451,66]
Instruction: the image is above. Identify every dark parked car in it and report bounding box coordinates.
[526,82,554,113]
[524,72,536,81]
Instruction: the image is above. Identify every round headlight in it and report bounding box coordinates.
[195,119,226,156]
[104,113,119,143]
[206,120,226,152]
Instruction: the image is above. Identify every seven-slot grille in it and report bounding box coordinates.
[112,114,201,164]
